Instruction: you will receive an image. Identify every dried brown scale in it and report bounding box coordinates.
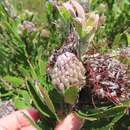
[83,54,129,105]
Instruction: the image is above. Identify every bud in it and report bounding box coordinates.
[40,29,50,38]
[18,21,37,36]
[48,52,86,92]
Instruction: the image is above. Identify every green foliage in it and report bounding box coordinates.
[46,1,72,47]
[76,105,127,120]
[27,80,56,119]
[91,0,130,48]
[64,87,80,105]
[11,0,47,26]
[3,76,24,87]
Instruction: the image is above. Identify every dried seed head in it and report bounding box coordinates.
[47,32,86,93]
[49,52,86,92]
[83,54,129,105]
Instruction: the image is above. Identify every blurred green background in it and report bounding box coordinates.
[11,0,47,26]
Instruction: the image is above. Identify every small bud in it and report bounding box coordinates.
[40,29,50,38]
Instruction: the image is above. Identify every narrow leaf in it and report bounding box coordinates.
[35,81,57,119]
[4,75,24,87]
[76,105,128,120]
[27,81,56,119]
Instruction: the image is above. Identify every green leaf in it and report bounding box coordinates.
[75,112,97,121]
[27,80,56,119]
[112,3,122,19]
[37,59,47,77]
[113,33,122,48]
[19,90,31,103]
[105,112,124,130]
[18,65,30,77]
[14,96,30,109]
[125,32,130,45]
[91,112,124,130]
[46,1,53,16]
[4,76,24,87]
[73,18,88,38]
[64,87,79,105]
[58,6,71,22]
[76,105,128,120]
[28,61,38,80]
[34,81,57,119]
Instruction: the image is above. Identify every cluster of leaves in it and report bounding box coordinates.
[1,0,80,128]
[1,1,53,129]
[91,0,130,49]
